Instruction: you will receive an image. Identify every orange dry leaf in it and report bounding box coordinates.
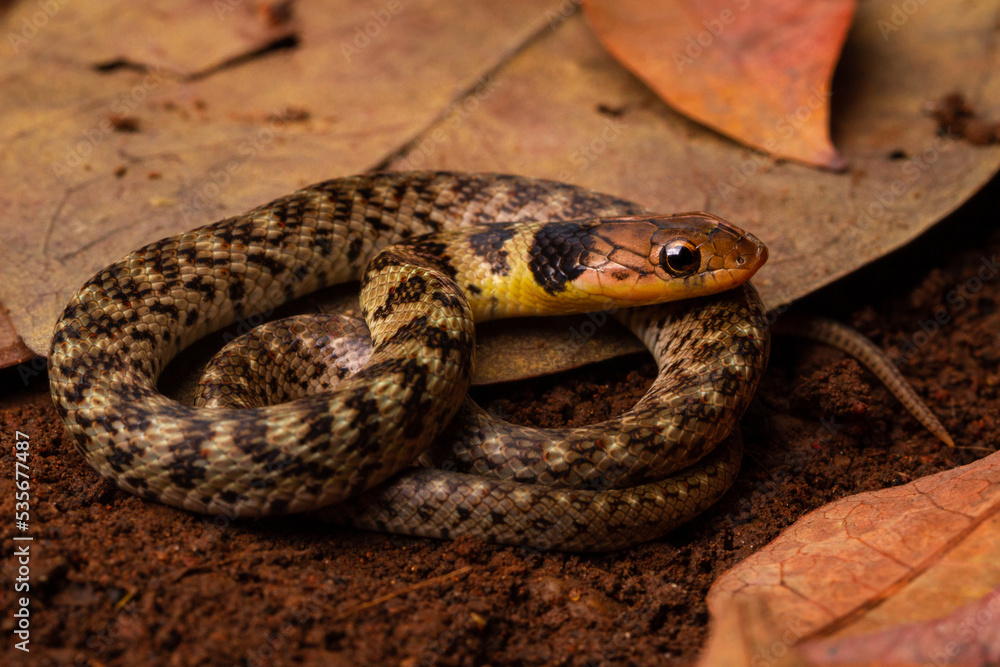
[582,0,856,169]
[800,585,1000,665]
[698,449,1000,666]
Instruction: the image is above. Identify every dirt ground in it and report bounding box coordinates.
[1,173,998,666]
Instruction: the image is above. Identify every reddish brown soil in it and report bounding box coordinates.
[2,176,998,667]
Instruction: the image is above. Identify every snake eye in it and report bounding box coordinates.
[659,240,701,277]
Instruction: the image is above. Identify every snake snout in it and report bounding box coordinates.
[734,228,768,274]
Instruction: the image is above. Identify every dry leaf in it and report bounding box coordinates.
[697,596,813,667]
[0,303,34,368]
[581,0,855,168]
[382,0,1000,324]
[698,450,1000,666]
[0,0,565,357]
[473,316,644,385]
[4,0,298,76]
[800,585,1000,665]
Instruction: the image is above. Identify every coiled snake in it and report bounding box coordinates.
[48,172,771,552]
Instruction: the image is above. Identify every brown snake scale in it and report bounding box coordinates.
[48,172,771,551]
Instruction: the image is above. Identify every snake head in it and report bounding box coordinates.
[571,213,768,305]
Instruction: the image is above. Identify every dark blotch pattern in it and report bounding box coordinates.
[467,222,515,275]
[527,221,591,294]
[371,275,430,321]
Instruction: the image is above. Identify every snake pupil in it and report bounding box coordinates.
[660,242,700,276]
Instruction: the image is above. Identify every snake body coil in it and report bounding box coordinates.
[48,172,770,551]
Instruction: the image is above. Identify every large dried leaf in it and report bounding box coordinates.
[0,0,563,356]
[380,0,1000,324]
[472,317,644,385]
[581,0,856,168]
[698,450,1000,666]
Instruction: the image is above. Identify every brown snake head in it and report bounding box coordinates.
[568,213,768,306]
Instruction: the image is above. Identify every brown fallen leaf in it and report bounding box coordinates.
[6,0,298,76]
[0,303,34,369]
[698,449,1000,666]
[697,595,813,667]
[474,316,644,386]
[698,586,1000,667]
[384,0,1000,332]
[581,0,855,168]
[799,584,1000,665]
[0,0,568,357]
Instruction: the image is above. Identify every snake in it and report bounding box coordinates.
[48,171,772,552]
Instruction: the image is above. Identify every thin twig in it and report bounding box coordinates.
[332,565,474,622]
